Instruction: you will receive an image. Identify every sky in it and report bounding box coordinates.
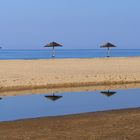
[0,0,140,49]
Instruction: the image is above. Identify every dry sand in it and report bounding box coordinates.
[0,57,140,95]
[0,108,140,140]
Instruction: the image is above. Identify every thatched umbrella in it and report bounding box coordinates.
[45,93,63,101]
[44,42,62,57]
[100,42,116,57]
[100,90,117,97]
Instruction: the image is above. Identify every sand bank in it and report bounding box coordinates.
[0,57,140,94]
[0,108,140,140]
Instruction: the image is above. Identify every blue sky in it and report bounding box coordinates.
[0,0,140,49]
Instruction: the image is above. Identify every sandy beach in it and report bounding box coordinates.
[0,108,140,140]
[0,58,140,140]
[0,57,140,95]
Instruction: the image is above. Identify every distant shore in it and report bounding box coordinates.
[0,108,140,139]
[0,57,140,95]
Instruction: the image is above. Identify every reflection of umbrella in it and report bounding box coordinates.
[45,93,62,101]
[0,97,2,100]
[100,90,116,97]
[44,42,62,57]
[100,42,116,57]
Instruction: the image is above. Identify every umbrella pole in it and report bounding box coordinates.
[107,47,110,57]
[52,46,55,57]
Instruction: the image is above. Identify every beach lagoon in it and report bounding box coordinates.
[0,87,140,122]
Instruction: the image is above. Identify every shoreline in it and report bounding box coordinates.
[1,80,140,92]
[1,82,140,97]
[1,107,140,123]
[0,107,140,139]
[0,57,140,95]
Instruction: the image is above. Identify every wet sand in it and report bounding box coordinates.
[1,83,140,97]
[0,57,140,95]
[0,108,140,140]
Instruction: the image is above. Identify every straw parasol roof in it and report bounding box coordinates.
[100,42,116,48]
[44,42,62,47]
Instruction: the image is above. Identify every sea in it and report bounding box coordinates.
[0,49,140,59]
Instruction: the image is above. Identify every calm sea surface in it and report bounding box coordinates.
[0,88,140,122]
[0,49,140,59]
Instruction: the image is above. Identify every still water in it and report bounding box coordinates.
[0,88,140,122]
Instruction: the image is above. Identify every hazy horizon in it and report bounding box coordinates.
[0,0,140,49]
